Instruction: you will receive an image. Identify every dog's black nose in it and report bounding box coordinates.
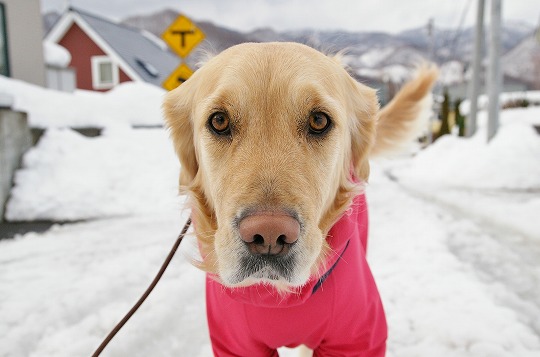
[239,213,299,256]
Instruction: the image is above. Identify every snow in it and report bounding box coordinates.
[5,127,181,221]
[392,112,540,191]
[0,75,166,128]
[140,30,169,52]
[359,47,394,68]
[502,34,540,83]
[389,107,540,240]
[439,60,464,86]
[367,166,540,357]
[357,65,412,83]
[460,91,540,115]
[381,64,411,83]
[0,212,209,357]
[1,81,540,356]
[43,41,71,69]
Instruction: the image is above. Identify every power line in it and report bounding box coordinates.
[438,0,472,60]
[535,16,540,43]
[449,0,474,60]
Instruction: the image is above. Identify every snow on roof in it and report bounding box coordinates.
[43,41,71,69]
[140,29,169,52]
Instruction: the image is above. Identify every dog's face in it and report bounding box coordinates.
[164,43,378,288]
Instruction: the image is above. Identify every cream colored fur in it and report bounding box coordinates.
[163,42,437,289]
[371,64,439,156]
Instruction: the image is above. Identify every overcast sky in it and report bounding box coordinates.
[41,0,540,34]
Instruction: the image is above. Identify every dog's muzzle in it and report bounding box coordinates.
[231,211,302,283]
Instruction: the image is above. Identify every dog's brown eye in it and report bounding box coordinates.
[209,112,230,135]
[308,112,331,134]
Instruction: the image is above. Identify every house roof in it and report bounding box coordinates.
[45,7,181,88]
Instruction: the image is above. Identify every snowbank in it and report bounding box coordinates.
[393,107,540,190]
[387,106,540,239]
[6,127,181,221]
[0,76,166,128]
[460,91,540,115]
[43,41,71,68]
[1,76,177,221]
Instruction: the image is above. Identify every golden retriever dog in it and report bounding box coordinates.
[164,42,437,356]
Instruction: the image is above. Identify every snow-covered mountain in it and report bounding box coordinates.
[120,9,534,76]
[502,32,540,89]
[123,9,252,54]
[43,9,536,86]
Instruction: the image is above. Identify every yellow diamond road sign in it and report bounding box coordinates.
[162,15,205,58]
[163,63,193,91]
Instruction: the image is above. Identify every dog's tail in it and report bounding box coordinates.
[370,64,438,157]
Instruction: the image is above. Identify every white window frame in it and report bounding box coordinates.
[91,56,119,90]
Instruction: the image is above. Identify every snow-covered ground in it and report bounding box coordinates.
[460,91,540,115]
[6,128,181,221]
[0,76,165,128]
[1,76,540,356]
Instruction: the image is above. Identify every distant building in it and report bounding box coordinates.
[1,0,46,86]
[45,7,180,91]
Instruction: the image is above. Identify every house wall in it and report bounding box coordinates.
[2,0,46,86]
[59,23,131,91]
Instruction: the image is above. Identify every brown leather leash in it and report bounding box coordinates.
[91,217,192,357]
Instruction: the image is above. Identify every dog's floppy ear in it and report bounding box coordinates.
[163,81,198,189]
[347,81,380,183]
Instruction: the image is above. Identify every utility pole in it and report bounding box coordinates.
[535,15,540,90]
[467,0,485,137]
[537,14,540,44]
[427,18,435,61]
[487,0,502,141]
[426,18,435,144]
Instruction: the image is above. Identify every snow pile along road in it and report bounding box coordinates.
[6,127,181,221]
[388,107,540,240]
[393,107,540,191]
[0,76,165,128]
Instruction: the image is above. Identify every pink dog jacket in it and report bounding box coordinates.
[206,194,387,356]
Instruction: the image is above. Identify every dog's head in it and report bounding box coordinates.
[164,42,378,288]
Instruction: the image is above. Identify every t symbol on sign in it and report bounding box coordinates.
[172,30,195,48]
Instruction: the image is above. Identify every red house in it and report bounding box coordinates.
[45,7,180,91]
